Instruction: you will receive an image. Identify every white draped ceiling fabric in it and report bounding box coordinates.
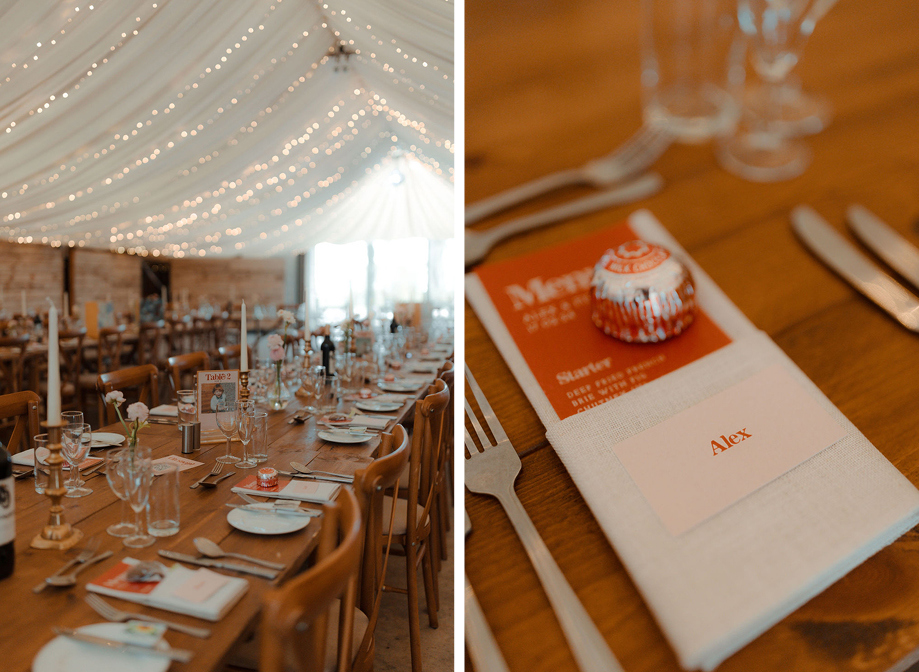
[0,0,454,258]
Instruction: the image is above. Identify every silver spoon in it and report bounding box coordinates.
[192,538,286,571]
[289,461,353,481]
[46,551,114,587]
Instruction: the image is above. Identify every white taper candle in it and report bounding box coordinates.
[47,305,61,424]
[240,301,248,371]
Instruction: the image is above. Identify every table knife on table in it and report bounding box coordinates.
[52,627,194,663]
[791,205,919,332]
[158,550,279,579]
[846,204,919,290]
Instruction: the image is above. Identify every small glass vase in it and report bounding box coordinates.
[268,365,292,410]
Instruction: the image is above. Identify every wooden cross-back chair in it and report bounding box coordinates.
[0,335,31,395]
[218,344,252,370]
[96,325,126,373]
[166,351,210,395]
[259,487,363,672]
[433,367,454,564]
[382,378,450,672]
[350,425,411,672]
[96,364,160,425]
[137,321,165,368]
[0,391,40,454]
[58,328,86,412]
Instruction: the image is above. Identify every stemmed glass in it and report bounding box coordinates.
[338,353,354,394]
[302,365,325,413]
[105,448,140,537]
[236,402,257,469]
[718,0,837,181]
[120,451,154,548]
[62,423,92,497]
[215,401,240,464]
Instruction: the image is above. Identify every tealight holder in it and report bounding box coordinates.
[30,421,83,550]
[239,370,250,403]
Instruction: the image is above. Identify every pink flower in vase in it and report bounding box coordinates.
[269,346,285,362]
[104,390,125,406]
[267,334,283,349]
[126,402,149,422]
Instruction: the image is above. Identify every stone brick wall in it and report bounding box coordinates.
[0,241,66,315]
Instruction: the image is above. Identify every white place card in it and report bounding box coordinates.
[613,364,847,535]
[152,455,203,473]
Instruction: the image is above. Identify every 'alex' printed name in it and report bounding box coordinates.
[711,429,752,456]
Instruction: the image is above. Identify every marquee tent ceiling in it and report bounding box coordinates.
[0,0,454,258]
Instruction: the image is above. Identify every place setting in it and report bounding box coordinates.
[465,0,919,671]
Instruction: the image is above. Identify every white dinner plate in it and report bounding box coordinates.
[318,430,373,444]
[227,504,311,535]
[91,433,126,449]
[354,400,403,412]
[377,382,421,392]
[32,622,171,672]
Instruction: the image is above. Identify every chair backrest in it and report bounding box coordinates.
[437,359,454,377]
[353,426,410,623]
[0,335,30,394]
[438,367,454,462]
[217,344,252,370]
[137,321,164,366]
[166,351,210,393]
[406,379,450,541]
[0,391,41,454]
[260,487,363,672]
[97,325,126,373]
[97,364,160,425]
[58,328,86,394]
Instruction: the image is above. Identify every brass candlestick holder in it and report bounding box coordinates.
[31,421,83,550]
[239,370,250,402]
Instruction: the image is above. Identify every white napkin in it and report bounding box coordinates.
[466,209,919,670]
[346,415,391,429]
[149,404,179,417]
[11,449,35,466]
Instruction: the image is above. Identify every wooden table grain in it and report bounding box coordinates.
[0,378,426,672]
[465,1,919,671]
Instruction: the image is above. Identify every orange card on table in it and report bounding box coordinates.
[470,219,732,420]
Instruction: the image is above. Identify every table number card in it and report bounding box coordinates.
[613,364,848,535]
[197,369,239,442]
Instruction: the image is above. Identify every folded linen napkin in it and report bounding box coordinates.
[345,415,391,429]
[149,404,178,417]
[466,209,919,670]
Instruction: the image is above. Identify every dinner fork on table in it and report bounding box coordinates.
[32,536,100,594]
[190,462,223,489]
[85,594,212,638]
[464,364,623,672]
[465,125,671,225]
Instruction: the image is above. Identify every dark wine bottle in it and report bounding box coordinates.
[0,440,14,580]
[389,315,400,334]
[320,334,335,374]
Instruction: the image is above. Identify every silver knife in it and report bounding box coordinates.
[276,470,353,484]
[225,503,321,517]
[847,204,919,290]
[52,627,194,663]
[792,205,919,332]
[158,550,279,579]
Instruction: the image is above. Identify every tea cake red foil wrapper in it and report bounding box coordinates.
[590,240,696,342]
[256,467,279,488]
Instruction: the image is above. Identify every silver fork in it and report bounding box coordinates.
[189,462,223,489]
[33,536,100,593]
[85,594,212,638]
[465,511,511,672]
[464,365,623,672]
[464,172,663,267]
[465,125,671,225]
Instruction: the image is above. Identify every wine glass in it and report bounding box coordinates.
[215,401,240,464]
[105,447,142,537]
[718,0,836,181]
[236,406,257,469]
[62,423,92,497]
[120,452,154,548]
[338,353,354,394]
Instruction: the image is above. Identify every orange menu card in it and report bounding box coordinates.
[470,219,732,420]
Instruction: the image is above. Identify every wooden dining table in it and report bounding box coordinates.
[465,0,919,671]
[0,365,439,672]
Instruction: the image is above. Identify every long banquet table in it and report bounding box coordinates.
[465,0,919,671]
[0,366,436,672]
